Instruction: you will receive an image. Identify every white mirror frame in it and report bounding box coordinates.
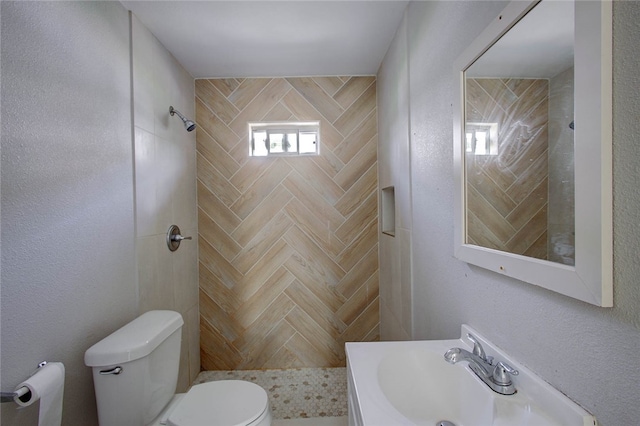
[453,0,612,306]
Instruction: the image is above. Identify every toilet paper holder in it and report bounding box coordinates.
[0,361,47,403]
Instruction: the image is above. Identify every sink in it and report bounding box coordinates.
[377,349,493,425]
[346,325,596,426]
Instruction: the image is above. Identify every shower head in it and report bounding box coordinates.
[169,106,196,132]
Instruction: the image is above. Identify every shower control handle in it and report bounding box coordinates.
[166,225,191,252]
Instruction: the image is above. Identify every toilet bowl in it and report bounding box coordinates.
[84,310,271,426]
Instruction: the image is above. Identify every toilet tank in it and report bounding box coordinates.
[85,310,184,426]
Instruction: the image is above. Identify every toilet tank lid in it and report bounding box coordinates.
[84,310,184,367]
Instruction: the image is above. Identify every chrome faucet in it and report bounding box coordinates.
[444,334,519,395]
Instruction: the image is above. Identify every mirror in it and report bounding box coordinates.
[453,0,612,306]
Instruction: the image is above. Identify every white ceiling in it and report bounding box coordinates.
[120,1,409,79]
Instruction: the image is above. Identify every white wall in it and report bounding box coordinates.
[377,13,413,341]
[1,2,136,425]
[378,1,640,425]
[1,2,199,425]
[131,13,199,391]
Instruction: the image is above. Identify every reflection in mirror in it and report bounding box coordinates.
[464,0,575,265]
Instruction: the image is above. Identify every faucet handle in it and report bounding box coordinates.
[467,333,488,361]
[492,361,519,386]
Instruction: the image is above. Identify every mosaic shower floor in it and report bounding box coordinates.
[194,367,348,420]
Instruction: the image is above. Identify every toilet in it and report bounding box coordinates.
[84,310,271,426]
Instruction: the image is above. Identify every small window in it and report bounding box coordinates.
[465,122,499,156]
[249,122,320,156]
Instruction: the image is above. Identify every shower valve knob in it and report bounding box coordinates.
[166,225,191,251]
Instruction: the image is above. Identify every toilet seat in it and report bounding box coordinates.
[166,380,270,426]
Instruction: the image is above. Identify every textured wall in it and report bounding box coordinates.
[195,77,379,369]
[377,1,640,425]
[131,13,199,391]
[0,2,136,425]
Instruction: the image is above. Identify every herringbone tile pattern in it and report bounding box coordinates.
[196,77,379,370]
[465,78,549,259]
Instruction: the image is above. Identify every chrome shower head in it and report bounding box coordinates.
[169,106,196,132]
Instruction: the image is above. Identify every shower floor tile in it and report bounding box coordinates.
[194,367,347,419]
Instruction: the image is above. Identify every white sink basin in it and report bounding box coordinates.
[377,349,493,425]
[346,325,596,426]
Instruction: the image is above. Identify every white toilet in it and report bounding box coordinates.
[84,310,272,426]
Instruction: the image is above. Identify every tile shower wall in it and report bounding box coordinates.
[196,77,379,369]
[465,78,549,259]
[131,14,199,390]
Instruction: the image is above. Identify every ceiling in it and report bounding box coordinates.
[120,1,409,79]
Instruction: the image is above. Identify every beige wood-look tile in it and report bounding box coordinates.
[229,79,292,138]
[336,244,378,300]
[286,158,345,205]
[505,149,548,202]
[312,76,346,97]
[232,211,293,274]
[284,199,345,259]
[228,78,272,110]
[262,101,295,121]
[198,207,242,262]
[285,306,344,365]
[334,164,377,217]
[282,173,345,232]
[197,157,241,208]
[333,109,377,164]
[231,185,293,247]
[282,333,334,367]
[467,169,517,218]
[207,78,240,98]
[236,238,295,302]
[284,226,346,286]
[336,219,378,272]
[334,136,377,192]
[333,76,376,109]
[233,293,295,353]
[474,78,518,111]
[477,158,517,193]
[363,324,380,342]
[286,77,344,123]
[465,79,507,120]
[200,288,244,342]
[506,177,549,230]
[335,191,377,245]
[336,270,379,326]
[234,267,295,329]
[197,129,240,180]
[503,78,536,98]
[231,159,292,219]
[340,297,379,343]
[284,280,347,338]
[200,316,242,370]
[311,147,344,178]
[199,235,243,289]
[506,205,548,254]
[242,320,297,369]
[196,79,240,125]
[197,77,379,369]
[466,210,504,251]
[523,230,548,260]
[279,90,343,151]
[333,83,376,137]
[196,97,240,151]
[199,261,241,313]
[466,185,515,244]
[197,180,241,234]
[230,157,276,193]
